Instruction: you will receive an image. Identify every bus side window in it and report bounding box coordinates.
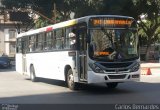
[36,33,43,51]
[55,29,63,50]
[43,33,47,50]
[65,27,71,49]
[29,36,35,52]
[52,31,56,50]
[22,37,27,54]
[28,37,32,52]
[62,28,65,49]
[44,32,52,51]
[16,38,22,53]
[66,26,77,50]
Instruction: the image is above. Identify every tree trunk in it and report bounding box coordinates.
[145,45,150,61]
[145,33,153,61]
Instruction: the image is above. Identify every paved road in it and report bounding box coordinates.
[0,68,160,104]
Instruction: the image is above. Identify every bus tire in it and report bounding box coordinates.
[30,65,37,82]
[67,68,79,90]
[106,82,118,89]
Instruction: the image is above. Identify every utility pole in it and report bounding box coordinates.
[53,3,56,24]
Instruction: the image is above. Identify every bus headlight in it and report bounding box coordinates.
[89,63,104,73]
[130,63,140,72]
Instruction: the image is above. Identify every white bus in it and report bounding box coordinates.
[16,15,140,90]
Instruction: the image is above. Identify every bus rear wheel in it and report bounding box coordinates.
[106,82,118,89]
[67,69,79,90]
[30,65,37,82]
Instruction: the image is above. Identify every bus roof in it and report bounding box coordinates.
[17,15,134,38]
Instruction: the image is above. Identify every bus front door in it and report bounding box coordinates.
[78,26,87,81]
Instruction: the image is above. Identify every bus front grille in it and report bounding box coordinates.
[100,62,132,68]
[104,69,129,73]
[108,74,126,79]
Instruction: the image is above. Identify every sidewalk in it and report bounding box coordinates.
[141,63,160,76]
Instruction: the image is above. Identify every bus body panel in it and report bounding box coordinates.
[16,53,23,74]
[25,51,78,81]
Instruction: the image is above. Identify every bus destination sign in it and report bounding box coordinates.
[89,17,134,28]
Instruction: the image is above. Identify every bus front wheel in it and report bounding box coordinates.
[30,65,37,82]
[67,69,79,90]
[106,82,118,89]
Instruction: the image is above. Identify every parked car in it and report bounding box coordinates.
[0,56,11,68]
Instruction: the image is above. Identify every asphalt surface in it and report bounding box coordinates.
[0,67,160,104]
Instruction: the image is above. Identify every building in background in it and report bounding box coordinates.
[0,22,17,57]
[0,1,17,58]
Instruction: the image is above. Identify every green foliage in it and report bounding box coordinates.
[53,0,101,20]
[2,0,54,18]
[2,0,160,61]
[100,0,136,17]
[135,0,160,44]
[134,0,160,60]
[35,17,49,28]
[2,0,30,9]
[2,0,160,46]
[2,0,101,21]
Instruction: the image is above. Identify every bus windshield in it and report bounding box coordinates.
[89,29,139,61]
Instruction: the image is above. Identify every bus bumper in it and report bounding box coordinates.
[87,70,140,84]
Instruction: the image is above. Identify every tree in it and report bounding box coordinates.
[1,0,55,29]
[133,0,160,61]
[68,0,101,18]
[53,0,102,20]
[99,0,160,61]
[2,0,160,61]
[1,0,102,20]
[99,0,135,16]
[1,0,97,25]
[2,0,54,18]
